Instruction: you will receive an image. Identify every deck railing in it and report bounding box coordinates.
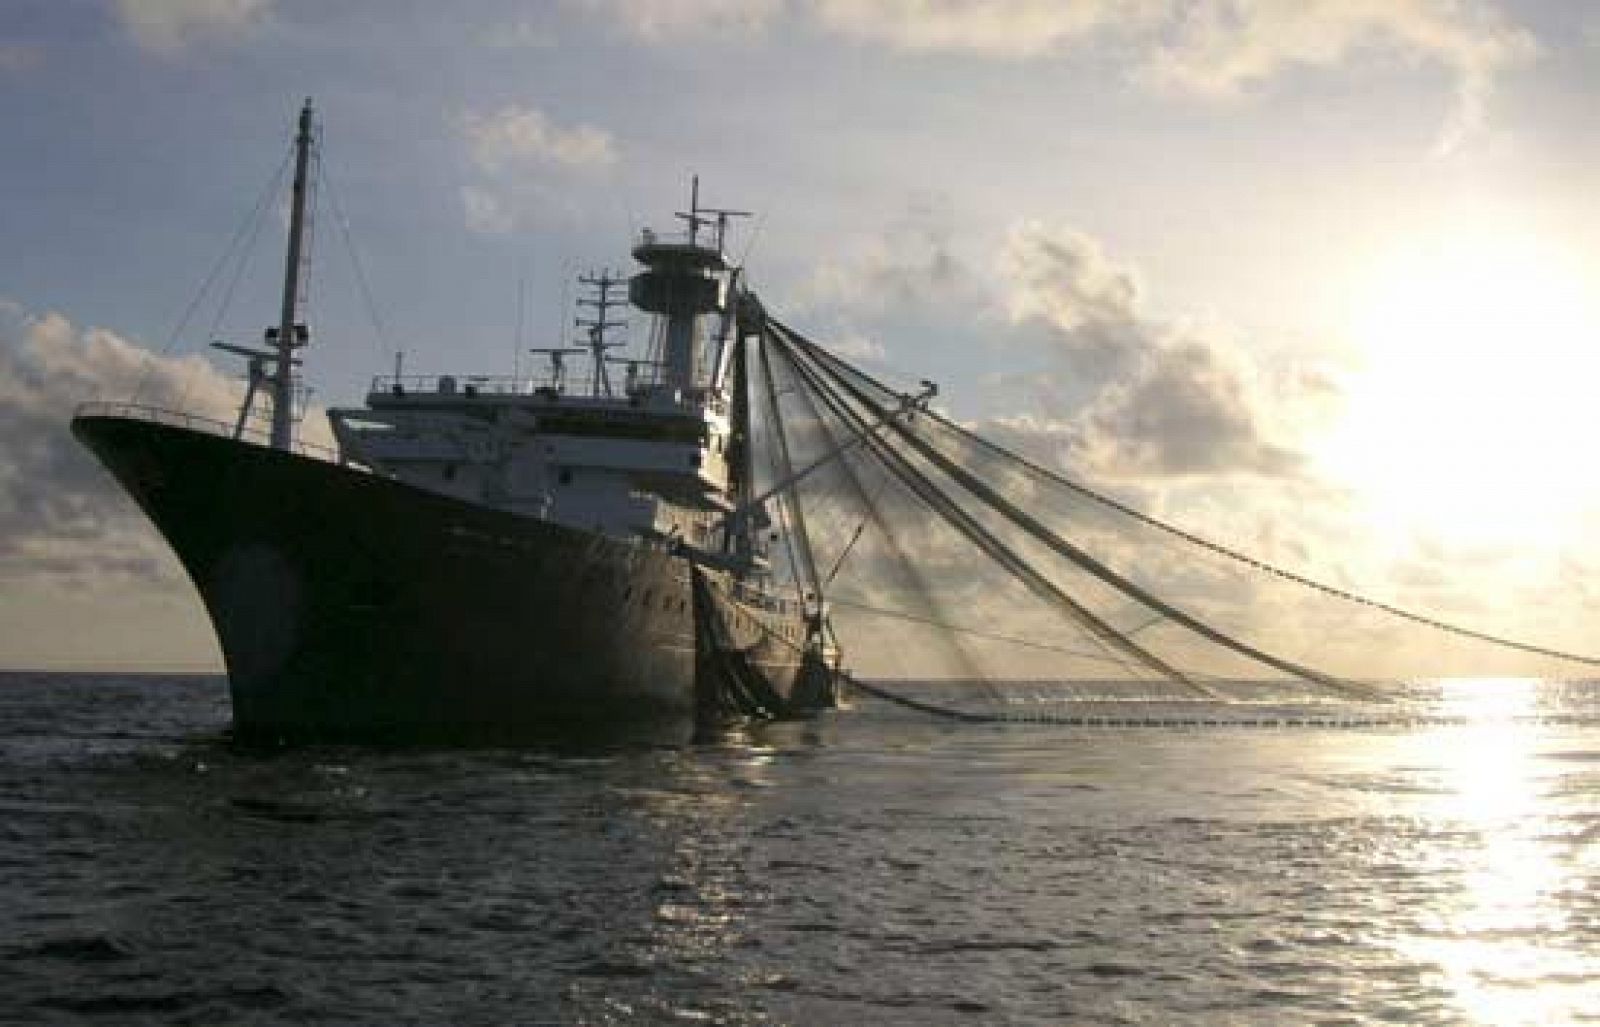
[369,373,728,415]
[73,400,342,463]
[369,369,670,401]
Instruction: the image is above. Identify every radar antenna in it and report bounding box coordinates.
[674,175,751,253]
[574,269,627,396]
[528,347,586,392]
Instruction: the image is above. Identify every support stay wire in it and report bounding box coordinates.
[776,318,1600,673]
[752,313,1600,720]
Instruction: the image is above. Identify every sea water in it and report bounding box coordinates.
[2,672,1596,1024]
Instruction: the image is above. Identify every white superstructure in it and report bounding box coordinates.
[329,371,735,547]
[328,186,764,558]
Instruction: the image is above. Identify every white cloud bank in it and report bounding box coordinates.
[579,0,1534,148]
[0,302,241,589]
[1139,0,1534,151]
[799,208,1314,481]
[461,105,619,173]
[999,220,1304,478]
[575,0,785,40]
[113,0,272,54]
[792,211,1600,675]
[811,0,1161,57]
[457,104,619,233]
[0,301,345,668]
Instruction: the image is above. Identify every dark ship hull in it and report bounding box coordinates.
[73,411,827,743]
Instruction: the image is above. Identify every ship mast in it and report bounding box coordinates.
[574,270,626,397]
[270,98,315,450]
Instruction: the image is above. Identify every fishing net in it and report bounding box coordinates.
[743,317,1600,716]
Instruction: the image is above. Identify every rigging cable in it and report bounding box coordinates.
[319,141,392,359]
[771,323,1185,694]
[827,597,1171,670]
[131,142,295,405]
[789,323,1600,672]
[770,335,999,691]
[783,323,1383,701]
[754,333,822,603]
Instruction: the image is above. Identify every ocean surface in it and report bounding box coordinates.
[2,672,1596,1025]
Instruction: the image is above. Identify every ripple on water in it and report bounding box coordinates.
[2,673,1598,1023]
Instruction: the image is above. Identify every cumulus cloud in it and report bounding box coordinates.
[815,0,1535,143]
[786,213,1598,676]
[825,331,888,362]
[573,0,785,40]
[1000,223,1145,382]
[0,302,240,588]
[998,220,1305,478]
[795,197,981,316]
[811,0,1158,56]
[794,211,1314,479]
[575,0,1532,146]
[480,19,560,50]
[461,105,618,173]
[1139,0,1535,151]
[1071,340,1301,477]
[113,0,272,54]
[457,105,618,234]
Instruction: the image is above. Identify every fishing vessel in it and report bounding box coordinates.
[79,103,1560,739]
[71,101,847,742]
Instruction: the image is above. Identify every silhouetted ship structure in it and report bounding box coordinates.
[77,104,1600,741]
[73,102,852,742]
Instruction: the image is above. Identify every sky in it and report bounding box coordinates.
[2,0,1599,670]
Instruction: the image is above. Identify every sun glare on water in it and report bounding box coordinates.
[1321,224,1600,550]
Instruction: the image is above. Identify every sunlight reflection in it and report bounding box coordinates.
[1396,679,1595,1025]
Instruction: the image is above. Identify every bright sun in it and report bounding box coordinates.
[1319,223,1600,550]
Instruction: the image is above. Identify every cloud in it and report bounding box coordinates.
[573,0,784,40]
[0,43,44,73]
[995,220,1309,478]
[795,211,1312,480]
[783,208,1600,678]
[1138,0,1536,151]
[460,105,618,173]
[825,331,887,362]
[457,105,618,233]
[1000,222,1146,382]
[113,0,272,54]
[811,0,1158,57]
[0,302,241,588]
[480,19,560,50]
[576,0,1532,146]
[794,197,982,317]
[1069,339,1301,477]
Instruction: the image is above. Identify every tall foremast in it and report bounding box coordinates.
[270,98,316,450]
[213,98,317,449]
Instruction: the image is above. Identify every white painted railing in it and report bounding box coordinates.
[73,401,342,463]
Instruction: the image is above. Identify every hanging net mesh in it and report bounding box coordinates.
[747,317,1600,719]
